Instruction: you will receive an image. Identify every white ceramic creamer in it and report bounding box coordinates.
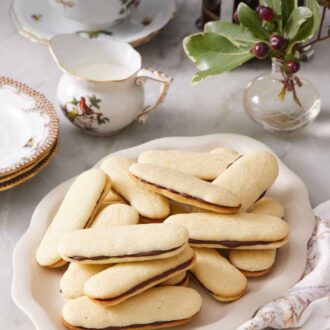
[49,34,172,136]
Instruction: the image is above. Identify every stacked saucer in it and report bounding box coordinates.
[0,76,59,191]
[11,0,176,47]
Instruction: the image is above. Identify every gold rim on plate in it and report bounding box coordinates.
[0,76,59,176]
[0,140,59,192]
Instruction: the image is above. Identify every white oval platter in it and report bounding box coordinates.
[12,134,315,330]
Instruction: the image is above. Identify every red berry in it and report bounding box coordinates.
[269,35,287,50]
[287,60,300,74]
[258,6,274,21]
[252,42,269,59]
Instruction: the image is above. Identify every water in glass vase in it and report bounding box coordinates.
[243,58,321,132]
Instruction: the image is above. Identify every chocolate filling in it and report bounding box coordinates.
[69,245,183,261]
[93,258,194,302]
[256,190,267,202]
[133,176,239,210]
[189,239,277,248]
[69,318,191,330]
[241,267,270,273]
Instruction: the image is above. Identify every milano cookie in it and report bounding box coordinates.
[60,263,110,300]
[58,223,189,264]
[100,188,126,208]
[233,197,284,277]
[209,147,240,158]
[92,204,139,227]
[213,151,279,212]
[228,249,277,277]
[190,248,247,302]
[165,212,289,249]
[129,163,241,214]
[60,204,138,299]
[36,169,110,268]
[248,197,284,218]
[62,286,202,330]
[84,246,195,305]
[101,157,170,220]
[138,149,240,180]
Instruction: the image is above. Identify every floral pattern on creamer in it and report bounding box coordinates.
[61,95,109,132]
[238,203,330,330]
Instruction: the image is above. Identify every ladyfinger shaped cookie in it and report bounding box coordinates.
[84,246,195,305]
[36,169,110,268]
[92,204,139,227]
[138,149,240,180]
[159,272,189,287]
[190,248,247,302]
[62,287,202,330]
[58,223,189,264]
[102,189,126,205]
[101,157,170,220]
[213,151,279,212]
[60,204,139,299]
[228,249,277,277]
[129,163,241,214]
[232,197,283,277]
[209,147,240,158]
[165,213,289,249]
[60,263,110,300]
[248,197,284,218]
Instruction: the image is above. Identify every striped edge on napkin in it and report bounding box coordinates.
[238,200,330,330]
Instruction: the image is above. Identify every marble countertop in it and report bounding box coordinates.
[1,0,329,329]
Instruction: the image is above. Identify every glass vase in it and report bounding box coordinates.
[243,58,321,133]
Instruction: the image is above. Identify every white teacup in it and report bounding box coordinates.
[49,34,172,136]
[48,0,140,30]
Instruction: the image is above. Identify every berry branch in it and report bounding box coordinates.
[184,0,328,104]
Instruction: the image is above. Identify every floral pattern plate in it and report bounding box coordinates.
[0,76,59,176]
[11,0,176,47]
[12,134,315,330]
[0,139,58,192]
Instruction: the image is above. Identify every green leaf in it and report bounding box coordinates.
[281,0,297,26]
[183,33,254,83]
[237,3,269,40]
[291,1,320,43]
[303,0,321,38]
[260,0,282,15]
[70,97,79,106]
[192,52,253,84]
[88,95,102,109]
[293,17,313,42]
[284,7,313,39]
[204,21,261,46]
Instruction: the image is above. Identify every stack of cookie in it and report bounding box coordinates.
[36,148,290,330]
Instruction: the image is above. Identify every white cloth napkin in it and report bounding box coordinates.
[238,200,330,330]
